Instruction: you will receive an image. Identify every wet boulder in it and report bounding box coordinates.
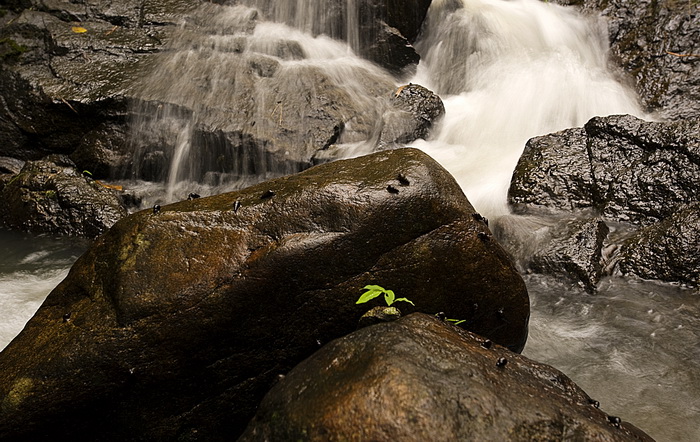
[494,215,610,293]
[510,115,700,226]
[241,313,652,442]
[0,148,529,441]
[0,155,128,238]
[379,83,445,146]
[506,114,699,288]
[617,203,700,287]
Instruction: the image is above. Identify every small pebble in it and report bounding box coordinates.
[607,415,621,427]
[153,204,161,214]
[496,357,508,368]
[62,312,71,323]
[481,339,492,349]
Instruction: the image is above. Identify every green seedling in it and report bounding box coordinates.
[356,285,414,307]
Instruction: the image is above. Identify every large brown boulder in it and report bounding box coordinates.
[241,313,653,441]
[0,148,528,441]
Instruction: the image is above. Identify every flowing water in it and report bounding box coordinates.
[0,230,87,351]
[2,0,699,440]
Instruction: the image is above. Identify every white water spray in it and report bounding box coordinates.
[410,0,646,218]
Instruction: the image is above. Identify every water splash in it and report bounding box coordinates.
[410,0,646,218]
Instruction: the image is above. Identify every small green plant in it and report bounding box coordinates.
[447,318,466,326]
[356,285,414,307]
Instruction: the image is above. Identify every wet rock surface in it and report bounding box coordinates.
[0,148,529,441]
[379,83,445,146]
[241,313,652,442]
[505,114,699,289]
[0,0,182,162]
[528,218,610,293]
[0,155,128,238]
[554,0,700,119]
[510,115,700,226]
[0,0,440,188]
[617,203,700,287]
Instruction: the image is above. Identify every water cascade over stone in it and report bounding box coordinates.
[410,0,646,218]
[127,3,396,203]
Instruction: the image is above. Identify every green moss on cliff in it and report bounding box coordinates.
[0,37,28,60]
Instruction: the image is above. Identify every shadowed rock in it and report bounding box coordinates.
[0,155,127,238]
[0,148,528,441]
[524,218,609,293]
[240,313,653,442]
[617,203,700,287]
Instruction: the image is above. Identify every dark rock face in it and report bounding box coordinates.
[617,203,700,287]
[0,0,182,163]
[510,115,700,226]
[241,313,652,442]
[505,114,699,289]
[380,83,445,146]
[0,148,529,441]
[0,155,128,238]
[553,0,700,120]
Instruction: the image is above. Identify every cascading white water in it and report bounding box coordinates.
[410,0,645,218]
[0,231,87,351]
[126,3,394,205]
[241,0,362,52]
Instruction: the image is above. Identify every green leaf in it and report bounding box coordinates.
[356,288,382,304]
[394,297,414,306]
[447,318,466,325]
[384,289,395,306]
[363,285,385,291]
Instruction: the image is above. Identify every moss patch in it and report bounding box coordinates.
[0,37,28,60]
[1,377,34,411]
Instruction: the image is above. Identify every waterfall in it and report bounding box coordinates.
[126,0,645,214]
[126,3,394,204]
[410,0,645,218]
